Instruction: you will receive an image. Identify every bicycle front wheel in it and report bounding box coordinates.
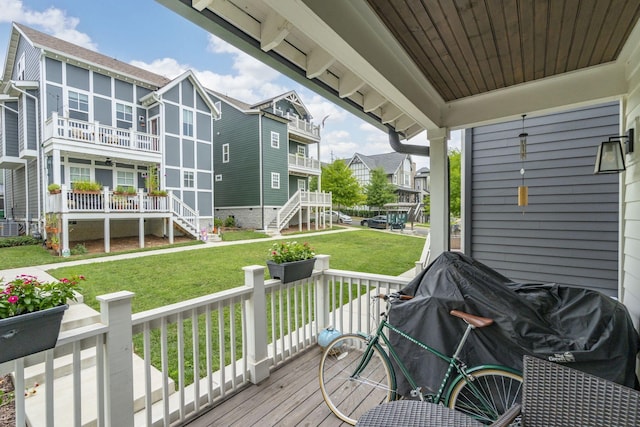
[447,367,522,424]
[318,333,396,425]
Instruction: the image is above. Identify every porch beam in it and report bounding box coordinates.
[306,48,335,79]
[261,11,291,52]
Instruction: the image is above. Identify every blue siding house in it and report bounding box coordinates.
[0,23,330,252]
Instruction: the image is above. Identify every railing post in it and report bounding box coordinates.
[243,265,270,384]
[97,291,135,427]
[104,186,110,213]
[314,255,331,333]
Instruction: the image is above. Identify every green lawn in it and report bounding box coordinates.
[46,230,425,313]
[0,240,204,270]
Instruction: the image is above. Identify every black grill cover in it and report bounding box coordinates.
[389,252,640,396]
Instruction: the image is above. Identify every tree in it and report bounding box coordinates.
[365,167,396,211]
[449,149,461,218]
[309,176,318,191]
[320,159,362,209]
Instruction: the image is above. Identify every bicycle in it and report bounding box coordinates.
[318,293,522,425]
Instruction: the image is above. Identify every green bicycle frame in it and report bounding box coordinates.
[350,314,517,405]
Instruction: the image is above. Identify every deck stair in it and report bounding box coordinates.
[20,300,175,426]
[170,193,200,239]
[266,190,332,233]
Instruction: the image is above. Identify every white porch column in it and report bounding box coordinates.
[168,217,174,244]
[51,149,62,184]
[427,128,450,259]
[314,255,331,331]
[97,291,135,427]
[104,218,110,253]
[139,217,144,248]
[243,265,270,384]
[61,215,69,254]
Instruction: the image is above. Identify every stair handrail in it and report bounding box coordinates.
[276,190,302,230]
[170,192,199,236]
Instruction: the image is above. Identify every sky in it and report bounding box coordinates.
[0,0,461,170]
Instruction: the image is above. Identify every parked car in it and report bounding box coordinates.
[361,215,388,229]
[323,210,353,224]
[361,215,405,229]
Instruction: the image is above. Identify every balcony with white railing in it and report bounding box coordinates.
[288,153,320,175]
[47,186,170,215]
[43,112,161,160]
[272,108,321,142]
[0,256,411,426]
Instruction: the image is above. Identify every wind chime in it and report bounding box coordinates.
[518,114,528,209]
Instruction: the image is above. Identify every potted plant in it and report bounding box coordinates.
[72,180,102,194]
[0,274,85,363]
[266,241,316,283]
[47,183,61,194]
[49,234,60,252]
[45,212,59,233]
[113,185,136,196]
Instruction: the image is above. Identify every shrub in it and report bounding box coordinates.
[0,236,42,248]
[70,243,88,255]
[224,216,236,227]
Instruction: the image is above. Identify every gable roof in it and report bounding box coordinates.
[4,23,170,88]
[251,90,312,119]
[349,152,411,175]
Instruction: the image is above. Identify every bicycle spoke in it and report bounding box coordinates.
[448,369,522,424]
[319,334,395,425]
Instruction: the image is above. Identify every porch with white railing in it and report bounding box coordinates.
[46,186,201,251]
[272,108,321,141]
[43,112,161,155]
[0,255,411,426]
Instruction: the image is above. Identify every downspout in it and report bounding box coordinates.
[11,82,41,233]
[388,128,430,156]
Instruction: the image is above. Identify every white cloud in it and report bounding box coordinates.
[0,0,97,50]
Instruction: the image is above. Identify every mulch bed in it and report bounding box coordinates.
[0,375,15,427]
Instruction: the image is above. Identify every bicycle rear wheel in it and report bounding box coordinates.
[318,333,396,425]
[447,367,522,424]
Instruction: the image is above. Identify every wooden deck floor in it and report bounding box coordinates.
[185,347,351,427]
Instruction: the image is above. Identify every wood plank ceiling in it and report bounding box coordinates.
[367,0,640,102]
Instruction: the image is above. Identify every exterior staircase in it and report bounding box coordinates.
[266,190,332,234]
[170,193,200,239]
[406,201,424,223]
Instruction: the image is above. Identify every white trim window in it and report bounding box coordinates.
[298,179,306,191]
[222,143,230,163]
[271,172,280,189]
[183,109,194,137]
[70,166,90,183]
[117,171,135,188]
[116,103,133,126]
[184,171,195,188]
[215,174,223,182]
[68,91,89,114]
[270,131,280,148]
[17,54,25,80]
[214,101,222,120]
[297,145,305,156]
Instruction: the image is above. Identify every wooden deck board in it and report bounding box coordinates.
[185,347,351,426]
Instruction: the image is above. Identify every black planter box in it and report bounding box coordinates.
[0,304,68,363]
[266,258,316,283]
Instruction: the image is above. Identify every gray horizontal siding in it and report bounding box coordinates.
[467,102,620,295]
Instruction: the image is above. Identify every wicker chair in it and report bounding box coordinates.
[502,355,640,426]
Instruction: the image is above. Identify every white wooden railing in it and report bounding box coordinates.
[44,112,161,154]
[170,193,199,237]
[288,153,320,171]
[0,256,410,426]
[47,186,170,214]
[271,108,320,139]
